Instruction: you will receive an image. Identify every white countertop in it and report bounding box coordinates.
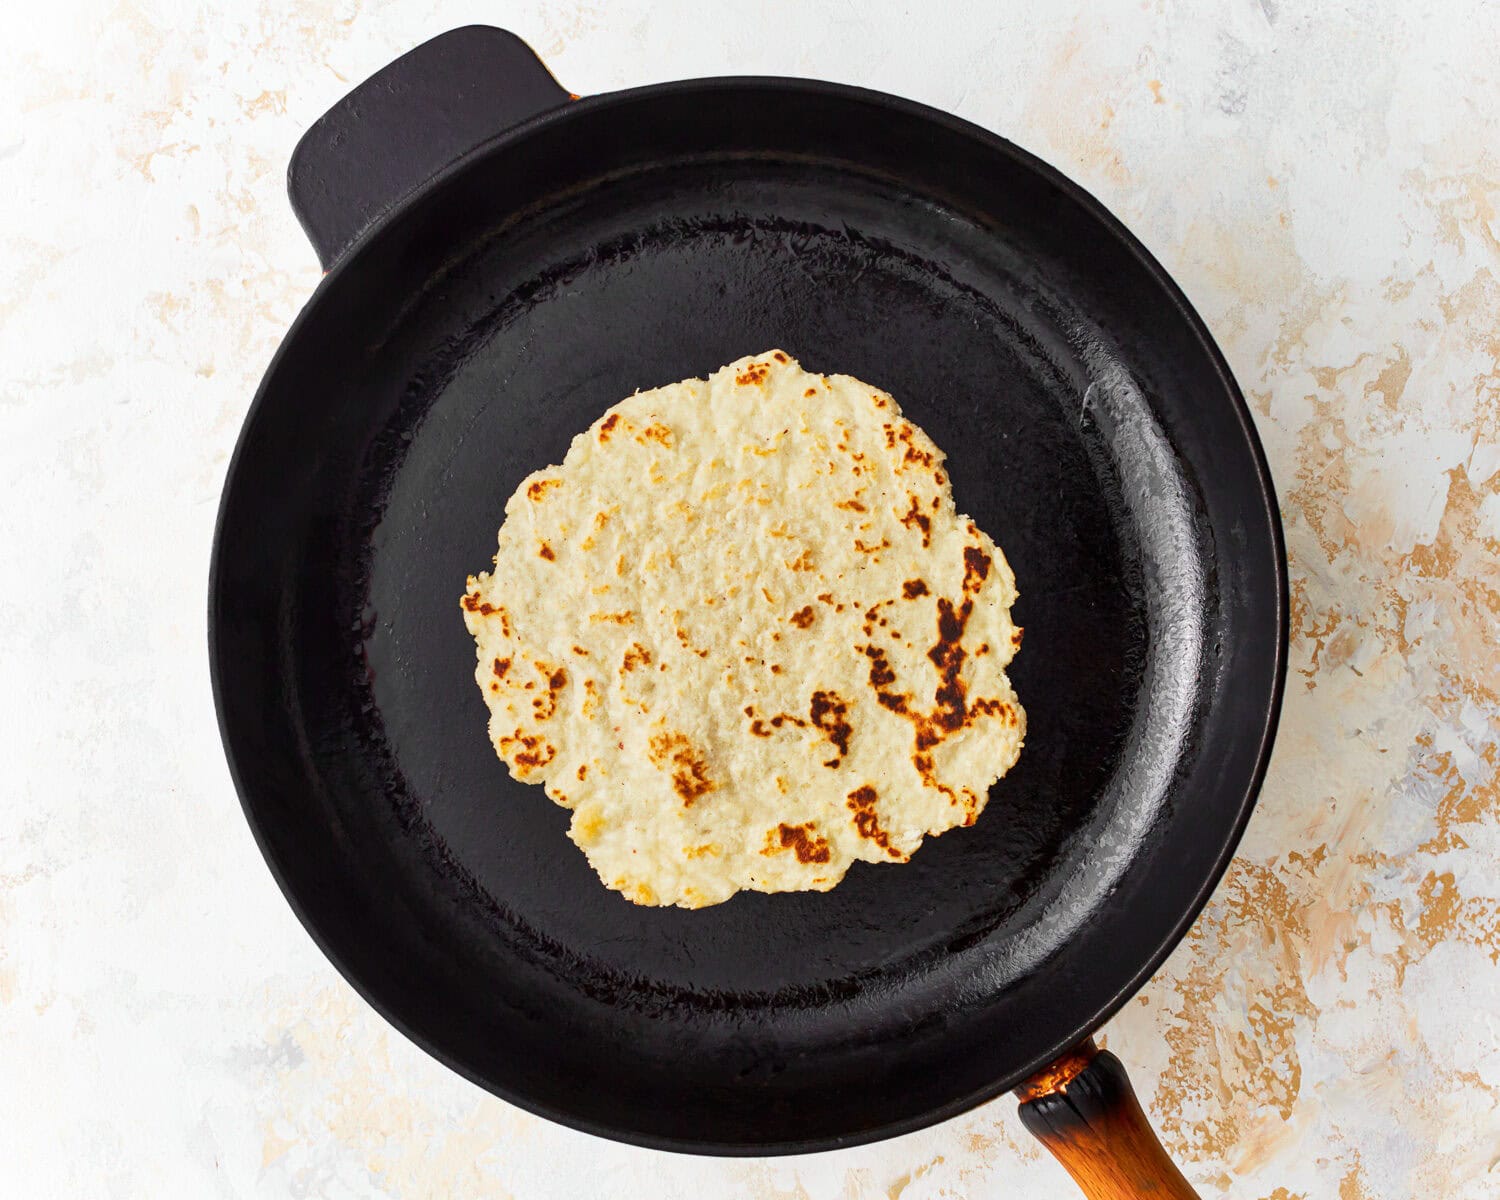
[5,1,1499,1196]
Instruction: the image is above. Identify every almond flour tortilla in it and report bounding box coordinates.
[462,351,1024,908]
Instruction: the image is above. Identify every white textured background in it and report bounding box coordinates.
[5,2,1499,1196]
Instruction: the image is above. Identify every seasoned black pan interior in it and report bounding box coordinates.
[211,83,1284,1152]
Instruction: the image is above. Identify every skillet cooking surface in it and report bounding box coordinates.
[211,81,1284,1151]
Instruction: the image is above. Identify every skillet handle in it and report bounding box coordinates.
[287,26,571,269]
[1016,1039,1200,1199]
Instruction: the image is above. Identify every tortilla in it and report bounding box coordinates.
[462,351,1024,908]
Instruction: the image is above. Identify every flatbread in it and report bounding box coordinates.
[462,351,1024,908]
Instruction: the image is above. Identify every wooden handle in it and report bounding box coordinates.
[1015,1039,1199,1199]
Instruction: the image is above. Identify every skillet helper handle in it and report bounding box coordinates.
[287,26,571,269]
[1016,1039,1200,1199]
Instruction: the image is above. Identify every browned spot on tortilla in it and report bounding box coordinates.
[790,605,816,629]
[577,764,587,780]
[963,545,992,591]
[526,477,560,501]
[911,749,963,812]
[836,498,867,512]
[590,611,635,625]
[924,598,970,738]
[537,541,555,561]
[598,413,620,441]
[900,495,932,546]
[809,690,853,766]
[804,387,817,397]
[854,537,891,554]
[526,664,568,720]
[773,822,831,864]
[1012,627,1024,648]
[748,707,807,737]
[462,595,512,635]
[770,663,783,674]
[647,731,714,805]
[621,643,652,672]
[572,645,589,656]
[969,697,1015,723]
[684,843,719,859]
[786,549,815,571]
[817,592,834,604]
[862,542,1008,783]
[499,732,555,776]
[492,657,511,678]
[636,422,674,447]
[772,351,789,363]
[880,420,936,470]
[863,643,901,699]
[903,579,930,599]
[736,362,770,386]
[846,786,904,858]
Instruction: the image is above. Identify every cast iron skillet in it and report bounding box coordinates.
[210,26,1285,1196]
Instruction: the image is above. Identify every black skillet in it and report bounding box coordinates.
[210,27,1285,1196]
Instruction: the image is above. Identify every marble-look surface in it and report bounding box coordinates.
[4,1,1498,1196]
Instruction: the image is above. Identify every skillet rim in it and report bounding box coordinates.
[209,74,1289,1154]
